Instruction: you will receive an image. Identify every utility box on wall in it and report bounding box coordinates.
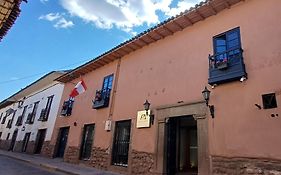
[104,120,112,131]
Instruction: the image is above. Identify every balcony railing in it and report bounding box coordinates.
[92,88,111,109]
[208,47,247,85]
[61,99,74,116]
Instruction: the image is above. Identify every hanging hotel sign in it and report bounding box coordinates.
[136,110,151,128]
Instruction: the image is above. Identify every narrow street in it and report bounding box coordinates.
[0,155,66,175]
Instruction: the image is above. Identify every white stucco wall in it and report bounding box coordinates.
[0,82,64,142]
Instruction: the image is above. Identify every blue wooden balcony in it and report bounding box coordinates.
[92,88,111,109]
[208,48,247,85]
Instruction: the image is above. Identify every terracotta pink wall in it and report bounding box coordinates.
[51,60,118,149]
[51,0,281,161]
[113,0,281,159]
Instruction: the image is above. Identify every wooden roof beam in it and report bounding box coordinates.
[172,20,184,30]
[195,9,205,20]
[131,41,143,49]
[116,49,127,56]
[153,30,165,39]
[145,33,157,42]
[162,26,174,34]
[138,38,150,45]
[224,0,231,9]
[208,3,218,15]
[126,44,137,51]
[183,15,194,25]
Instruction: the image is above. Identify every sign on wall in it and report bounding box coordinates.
[136,110,151,128]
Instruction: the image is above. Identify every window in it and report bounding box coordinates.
[26,101,39,124]
[1,113,8,124]
[80,124,95,160]
[208,27,247,85]
[61,99,74,116]
[0,132,2,139]
[262,93,277,109]
[93,74,114,109]
[112,120,131,167]
[16,105,27,126]
[39,95,54,121]
[22,132,31,152]
[45,95,54,118]
[6,110,16,129]
[0,113,3,121]
[102,74,114,92]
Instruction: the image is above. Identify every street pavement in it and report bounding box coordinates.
[0,155,66,175]
[0,150,122,175]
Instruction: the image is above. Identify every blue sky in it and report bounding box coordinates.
[0,0,200,101]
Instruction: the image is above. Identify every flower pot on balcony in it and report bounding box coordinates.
[216,60,228,70]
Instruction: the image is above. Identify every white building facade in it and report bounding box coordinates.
[0,71,65,155]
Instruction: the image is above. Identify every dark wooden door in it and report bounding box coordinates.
[165,117,178,175]
[80,124,95,159]
[9,129,18,151]
[34,129,47,154]
[22,132,31,152]
[56,127,69,158]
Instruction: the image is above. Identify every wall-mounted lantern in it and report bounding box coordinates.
[143,99,154,125]
[202,86,215,118]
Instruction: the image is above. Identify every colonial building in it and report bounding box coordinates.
[0,71,66,155]
[47,0,280,175]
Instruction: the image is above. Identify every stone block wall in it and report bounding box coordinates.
[131,150,154,175]
[0,140,10,150]
[90,147,109,170]
[26,141,35,154]
[212,156,281,175]
[41,141,55,158]
[13,141,23,152]
[64,146,79,163]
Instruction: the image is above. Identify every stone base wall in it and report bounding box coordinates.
[90,147,109,170]
[64,146,79,163]
[13,141,23,152]
[26,141,35,154]
[212,156,281,175]
[0,140,11,150]
[131,150,154,175]
[41,141,55,158]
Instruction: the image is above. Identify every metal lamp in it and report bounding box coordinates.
[143,100,154,125]
[202,86,215,118]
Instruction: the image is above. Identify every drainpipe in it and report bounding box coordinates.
[107,58,121,120]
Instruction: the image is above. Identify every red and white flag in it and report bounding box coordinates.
[69,79,87,98]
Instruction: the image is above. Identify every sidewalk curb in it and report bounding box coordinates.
[39,163,80,175]
[0,153,80,175]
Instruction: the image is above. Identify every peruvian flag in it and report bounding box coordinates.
[69,79,87,98]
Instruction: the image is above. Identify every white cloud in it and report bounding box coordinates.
[39,13,61,21]
[39,13,74,29]
[165,0,202,17]
[40,0,49,4]
[54,18,74,29]
[59,0,200,33]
